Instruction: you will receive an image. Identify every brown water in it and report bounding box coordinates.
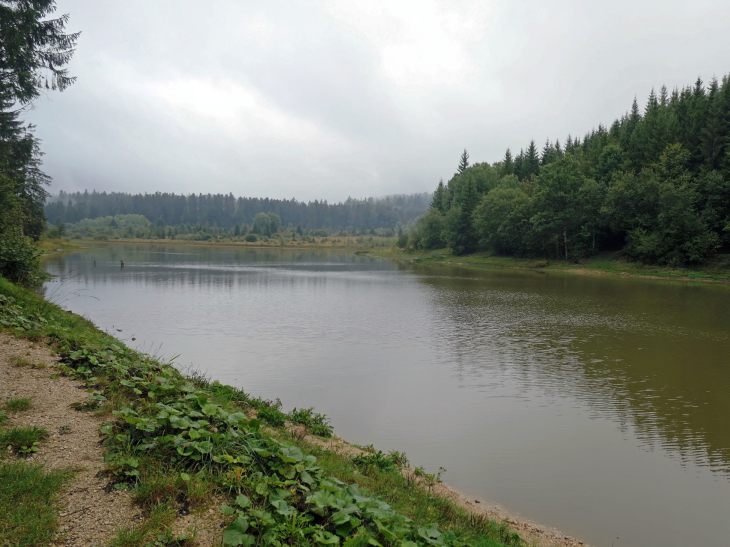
[43,244,730,547]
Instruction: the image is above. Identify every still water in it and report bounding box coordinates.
[44,244,730,547]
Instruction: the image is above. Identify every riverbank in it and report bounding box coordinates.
[370,248,730,284]
[36,238,91,256]
[39,235,396,253]
[0,275,588,547]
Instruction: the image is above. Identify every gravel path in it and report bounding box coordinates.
[0,332,137,547]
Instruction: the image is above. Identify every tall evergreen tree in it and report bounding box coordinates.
[0,0,78,240]
[431,179,446,213]
[523,140,540,178]
[457,149,470,174]
[501,148,514,176]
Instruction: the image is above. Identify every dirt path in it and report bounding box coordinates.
[0,332,137,547]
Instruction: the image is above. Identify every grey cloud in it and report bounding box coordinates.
[25,0,730,201]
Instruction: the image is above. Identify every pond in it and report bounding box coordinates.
[43,244,730,547]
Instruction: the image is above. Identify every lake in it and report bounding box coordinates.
[43,243,730,547]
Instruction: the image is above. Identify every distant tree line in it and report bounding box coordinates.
[411,75,730,266]
[45,191,432,233]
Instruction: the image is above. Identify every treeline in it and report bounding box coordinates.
[45,191,431,232]
[411,75,730,266]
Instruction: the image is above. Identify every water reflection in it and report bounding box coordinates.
[409,267,730,475]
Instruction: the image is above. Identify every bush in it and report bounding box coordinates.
[244,234,257,242]
[0,204,43,287]
[257,406,286,427]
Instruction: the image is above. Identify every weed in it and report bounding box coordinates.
[9,355,32,367]
[288,407,333,438]
[0,427,48,456]
[0,410,7,425]
[257,406,287,427]
[4,397,32,412]
[352,450,399,472]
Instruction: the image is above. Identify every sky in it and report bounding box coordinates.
[26,0,730,202]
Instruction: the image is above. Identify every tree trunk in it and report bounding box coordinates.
[564,227,568,261]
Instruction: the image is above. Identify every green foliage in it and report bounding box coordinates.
[0,462,74,547]
[46,191,432,233]
[0,1,78,249]
[413,75,730,266]
[288,407,333,438]
[257,406,287,427]
[0,188,44,286]
[0,427,48,456]
[414,209,446,250]
[244,234,258,242]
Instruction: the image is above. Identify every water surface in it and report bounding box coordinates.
[44,244,730,547]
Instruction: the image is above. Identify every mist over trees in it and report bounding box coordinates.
[411,76,730,266]
[44,191,432,232]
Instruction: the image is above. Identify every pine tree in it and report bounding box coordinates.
[700,78,726,170]
[502,149,514,176]
[431,179,446,213]
[524,140,540,178]
[0,1,78,241]
[458,149,470,174]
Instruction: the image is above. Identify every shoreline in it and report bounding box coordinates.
[38,236,394,254]
[301,434,589,547]
[367,249,730,285]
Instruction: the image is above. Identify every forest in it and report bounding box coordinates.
[44,191,431,234]
[411,75,730,265]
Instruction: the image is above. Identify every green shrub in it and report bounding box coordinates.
[288,407,333,438]
[257,406,286,427]
[244,234,257,242]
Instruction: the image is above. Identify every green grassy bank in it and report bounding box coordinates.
[369,248,730,283]
[0,276,520,547]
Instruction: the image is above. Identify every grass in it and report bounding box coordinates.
[0,275,522,547]
[36,237,90,256]
[9,355,33,367]
[0,411,8,425]
[0,462,74,547]
[0,426,49,455]
[373,248,730,283]
[4,397,32,412]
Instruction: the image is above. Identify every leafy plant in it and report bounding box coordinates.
[0,427,48,454]
[288,407,333,438]
[257,406,286,428]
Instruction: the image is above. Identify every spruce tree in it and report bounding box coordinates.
[0,0,78,240]
[524,140,540,178]
[502,149,514,176]
[458,149,470,174]
[431,179,446,213]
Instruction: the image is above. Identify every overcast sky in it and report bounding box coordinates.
[26,0,730,202]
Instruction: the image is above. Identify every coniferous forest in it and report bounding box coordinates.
[44,191,432,234]
[412,76,730,266]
